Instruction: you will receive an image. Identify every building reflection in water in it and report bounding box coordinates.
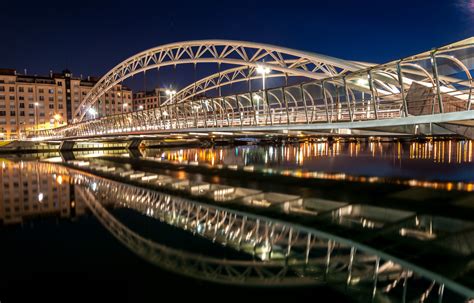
[0,160,87,225]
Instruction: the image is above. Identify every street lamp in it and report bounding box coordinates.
[88,107,97,119]
[34,102,39,130]
[256,65,271,90]
[166,89,177,125]
[165,89,176,101]
[253,95,262,121]
[255,65,270,124]
[53,113,62,127]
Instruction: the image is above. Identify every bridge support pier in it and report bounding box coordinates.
[59,141,76,151]
[127,139,142,150]
[60,151,76,162]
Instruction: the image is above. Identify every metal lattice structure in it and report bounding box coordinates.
[169,61,301,105]
[30,37,474,141]
[74,40,369,121]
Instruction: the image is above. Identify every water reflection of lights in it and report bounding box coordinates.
[149,140,473,168]
[140,140,474,192]
[2,157,473,299]
[410,140,473,163]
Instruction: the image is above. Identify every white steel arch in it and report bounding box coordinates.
[75,40,369,121]
[170,61,302,105]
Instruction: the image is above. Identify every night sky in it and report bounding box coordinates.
[1,0,473,88]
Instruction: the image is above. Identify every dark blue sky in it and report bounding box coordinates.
[1,0,473,80]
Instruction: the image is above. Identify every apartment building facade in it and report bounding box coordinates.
[132,88,168,111]
[0,69,132,140]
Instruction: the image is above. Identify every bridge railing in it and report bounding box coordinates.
[28,38,473,140]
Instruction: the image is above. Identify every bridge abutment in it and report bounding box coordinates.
[59,141,76,151]
[127,139,142,150]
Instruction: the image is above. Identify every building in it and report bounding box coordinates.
[0,69,132,140]
[79,75,133,119]
[0,161,85,225]
[132,88,168,111]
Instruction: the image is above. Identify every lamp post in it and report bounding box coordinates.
[88,107,97,119]
[255,65,270,124]
[53,113,61,128]
[34,102,39,130]
[165,89,176,102]
[256,65,271,90]
[166,89,177,126]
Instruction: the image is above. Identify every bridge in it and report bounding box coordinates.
[33,159,474,301]
[24,37,473,148]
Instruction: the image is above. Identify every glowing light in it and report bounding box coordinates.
[256,65,271,75]
[38,192,44,202]
[88,108,97,117]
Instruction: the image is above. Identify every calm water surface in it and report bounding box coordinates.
[1,139,473,302]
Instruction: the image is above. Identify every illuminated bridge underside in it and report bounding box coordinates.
[32,37,474,141]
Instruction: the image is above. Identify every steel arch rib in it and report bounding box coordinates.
[75,40,370,121]
[170,60,306,106]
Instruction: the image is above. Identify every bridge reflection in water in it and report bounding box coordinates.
[32,159,470,302]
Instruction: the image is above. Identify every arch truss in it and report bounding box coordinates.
[75,40,369,120]
[30,37,474,140]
